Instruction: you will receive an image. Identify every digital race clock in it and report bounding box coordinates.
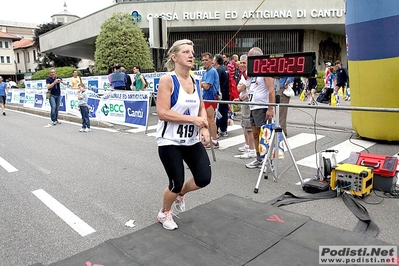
[247,52,316,77]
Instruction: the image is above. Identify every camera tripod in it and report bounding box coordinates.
[254,78,305,193]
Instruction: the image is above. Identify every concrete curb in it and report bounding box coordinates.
[6,103,114,128]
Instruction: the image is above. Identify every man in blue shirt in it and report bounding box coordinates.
[0,76,9,116]
[200,52,219,148]
[110,64,127,90]
[46,68,66,126]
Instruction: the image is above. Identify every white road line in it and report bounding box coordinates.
[219,132,324,151]
[296,139,376,169]
[32,189,96,237]
[0,156,18,173]
[219,134,246,150]
[126,125,157,133]
[285,133,324,150]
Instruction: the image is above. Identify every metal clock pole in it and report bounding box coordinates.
[254,77,304,193]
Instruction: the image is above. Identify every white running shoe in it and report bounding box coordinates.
[245,159,263,169]
[238,150,257,159]
[157,209,178,230]
[79,128,85,132]
[234,153,245,158]
[173,194,186,213]
[238,144,249,152]
[84,128,91,132]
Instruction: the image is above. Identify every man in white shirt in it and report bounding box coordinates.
[245,47,275,169]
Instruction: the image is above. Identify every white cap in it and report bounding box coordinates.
[326,62,331,66]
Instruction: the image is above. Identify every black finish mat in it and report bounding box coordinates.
[34,194,393,266]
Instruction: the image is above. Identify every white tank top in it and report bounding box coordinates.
[156,72,201,146]
[248,77,270,110]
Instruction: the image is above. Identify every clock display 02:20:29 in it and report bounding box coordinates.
[247,52,315,77]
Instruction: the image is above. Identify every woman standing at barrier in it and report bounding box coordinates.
[155,39,211,230]
[70,70,82,89]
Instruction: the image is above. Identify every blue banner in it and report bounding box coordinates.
[124,100,148,126]
[59,95,66,112]
[6,91,12,103]
[88,98,100,118]
[88,80,99,92]
[19,92,25,104]
[34,94,44,108]
[153,77,160,93]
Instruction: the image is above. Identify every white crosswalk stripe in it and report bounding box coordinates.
[296,138,376,169]
[127,123,382,171]
[0,156,18,173]
[126,125,157,133]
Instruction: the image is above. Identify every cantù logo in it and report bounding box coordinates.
[101,104,110,116]
[131,11,142,23]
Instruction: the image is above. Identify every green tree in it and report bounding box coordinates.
[31,67,81,80]
[33,22,81,70]
[93,12,153,75]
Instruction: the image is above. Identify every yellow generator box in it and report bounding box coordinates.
[330,163,373,197]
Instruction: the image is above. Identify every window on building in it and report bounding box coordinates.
[17,53,20,63]
[0,41,3,48]
[0,56,4,63]
[6,56,10,63]
[27,52,30,62]
[33,50,37,61]
[18,70,21,73]
[28,69,31,72]
[4,42,9,49]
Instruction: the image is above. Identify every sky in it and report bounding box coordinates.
[1,0,113,25]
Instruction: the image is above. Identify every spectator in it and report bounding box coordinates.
[245,47,275,169]
[77,83,91,132]
[107,66,115,91]
[292,77,303,96]
[327,66,337,104]
[307,67,318,105]
[0,76,9,116]
[334,60,349,104]
[46,68,66,126]
[155,39,211,230]
[133,66,146,91]
[232,54,239,67]
[70,69,81,89]
[222,53,239,100]
[201,52,220,149]
[324,62,331,89]
[7,78,17,89]
[277,77,294,136]
[213,54,229,137]
[234,55,256,159]
[121,67,132,90]
[110,64,127,90]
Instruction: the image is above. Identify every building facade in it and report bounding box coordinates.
[0,32,21,79]
[39,0,347,71]
[13,39,37,79]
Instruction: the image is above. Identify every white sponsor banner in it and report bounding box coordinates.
[23,89,36,108]
[65,89,81,117]
[25,71,204,92]
[17,89,150,127]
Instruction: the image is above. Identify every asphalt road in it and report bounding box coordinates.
[1,96,398,266]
